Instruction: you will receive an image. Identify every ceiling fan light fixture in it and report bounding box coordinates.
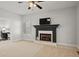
[29,2,33,7]
[28,1,43,10]
[34,4,36,7]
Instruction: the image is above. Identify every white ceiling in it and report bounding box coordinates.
[0,1,78,15]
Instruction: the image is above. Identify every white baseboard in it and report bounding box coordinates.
[57,43,76,48]
[24,40,76,48]
[9,39,78,49]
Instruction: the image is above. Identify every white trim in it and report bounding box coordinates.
[22,39,77,49]
[33,41,77,49]
[10,38,78,49]
[38,31,53,42]
[57,43,76,48]
[39,31,52,34]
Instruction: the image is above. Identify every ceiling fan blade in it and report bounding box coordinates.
[35,4,42,9]
[28,7,31,9]
[38,1,44,2]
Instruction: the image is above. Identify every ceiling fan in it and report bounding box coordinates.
[18,1,43,10]
[28,1,43,9]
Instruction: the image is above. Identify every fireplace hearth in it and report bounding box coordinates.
[34,24,59,43]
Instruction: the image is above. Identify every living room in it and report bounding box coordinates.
[0,0,79,57]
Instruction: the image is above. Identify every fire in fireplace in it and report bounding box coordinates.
[40,33,51,41]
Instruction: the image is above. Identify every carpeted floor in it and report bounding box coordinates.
[0,40,79,57]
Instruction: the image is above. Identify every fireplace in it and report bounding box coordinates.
[40,33,51,41]
[34,24,59,43]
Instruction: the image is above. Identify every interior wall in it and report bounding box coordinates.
[0,8,21,41]
[23,6,77,46]
[0,5,77,47]
[77,4,79,49]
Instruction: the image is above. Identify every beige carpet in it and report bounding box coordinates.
[0,40,79,57]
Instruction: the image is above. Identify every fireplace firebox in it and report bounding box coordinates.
[40,33,51,41]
